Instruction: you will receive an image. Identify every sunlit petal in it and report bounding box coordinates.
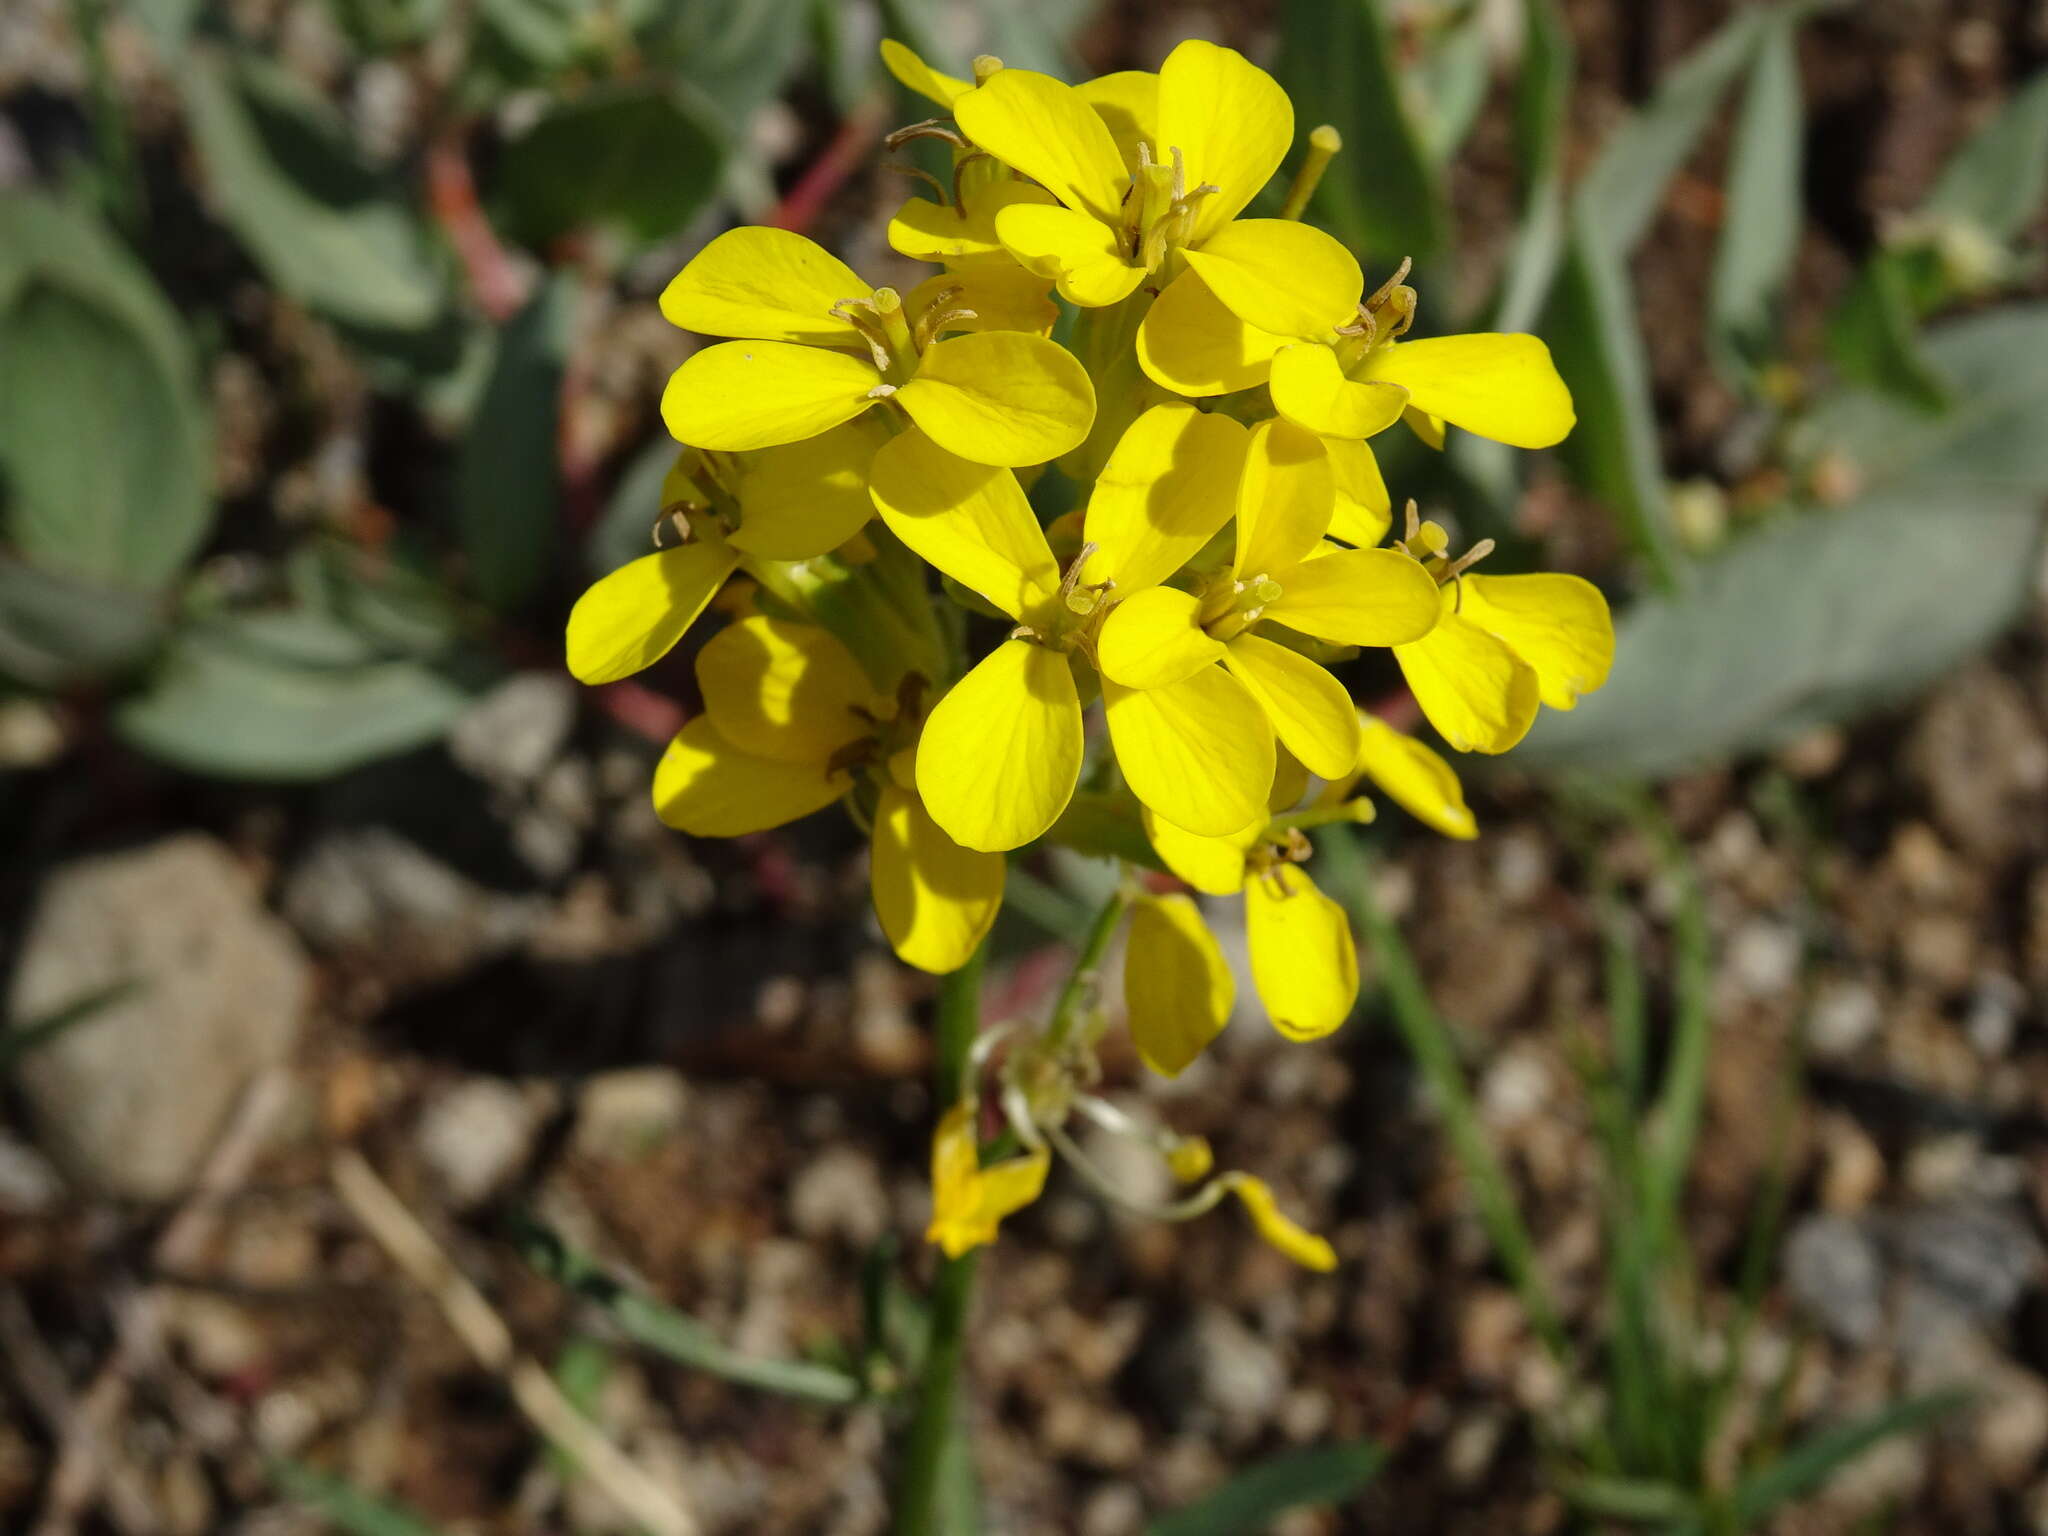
[565,542,737,684]
[652,716,843,835]
[1244,863,1358,1041]
[1142,806,1258,898]
[1226,1174,1337,1270]
[1157,40,1292,240]
[1359,334,1576,449]
[1097,586,1226,689]
[899,331,1096,467]
[954,67,1131,223]
[1395,605,1541,754]
[992,203,1148,308]
[1354,715,1476,839]
[1136,270,1286,397]
[1458,573,1615,711]
[1233,420,1332,579]
[867,429,1060,621]
[888,181,1061,269]
[1076,70,1160,170]
[725,419,884,560]
[870,786,1005,974]
[1182,220,1361,339]
[1125,893,1234,1077]
[694,615,873,763]
[1222,633,1361,779]
[1081,402,1248,589]
[659,227,869,345]
[1325,438,1392,547]
[1104,666,1273,837]
[1269,548,1442,647]
[1268,343,1410,439]
[880,38,972,107]
[661,341,879,452]
[917,639,1084,851]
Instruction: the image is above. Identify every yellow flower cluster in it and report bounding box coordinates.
[565,37,1615,1268]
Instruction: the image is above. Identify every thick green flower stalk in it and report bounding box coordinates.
[565,36,1615,1265]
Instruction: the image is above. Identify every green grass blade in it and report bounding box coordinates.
[2,979,136,1072]
[1557,1472,1696,1524]
[1321,828,1571,1365]
[1640,820,1712,1258]
[267,1460,451,1536]
[1146,1441,1384,1536]
[512,1217,863,1405]
[1725,1392,1967,1526]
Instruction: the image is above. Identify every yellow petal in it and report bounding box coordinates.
[954,67,1131,224]
[1270,548,1442,647]
[661,340,878,452]
[880,37,971,107]
[1157,40,1292,240]
[1233,420,1332,579]
[1135,270,1286,398]
[1359,334,1576,449]
[1268,344,1410,440]
[1404,406,1447,449]
[565,542,737,684]
[888,181,1061,269]
[725,419,883,560]
[1325,438,1392,547]
[1245,863,1357,1041]
[1395,606,1541,754]
[867,429,1060,622]
[1097,586,1226,689]
[1270,746,1310,813]
[1103,667,1273,838]
[1182,220,1361,340]
[926,1102,1050,1258]
[870,785,1004,974]
[898,331,1096,467]
[905,266,1058,339]
[1225,1174,1337,1271]
[1222,633,1361,780]
[917,639,1084,852]
[1124,893,1234,1077]
[651,716,843,835]
[659,227,868,345]
[1142,806,1257,898]
[1458,573,1615,711]
[1354,715,1476,839]
[1081,402,1248,589]
[694,615,872,764]
[1075,70,1159,170]
[990,203,1147,309]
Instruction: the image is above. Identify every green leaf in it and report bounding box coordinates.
[268,1460,452,1536]
[1919,69,2048,244]
[1274,0,1450,267]
[0,553,164,688]
[455,274,574,612]
[1708,16,1803,381]
[1824,251,1949,411]
[495,82,726,250]
[1415,16,1492,168]
[1146,1442,1385,1536]
[114,611,477,781]
[0,289,214,592]
[1517,309,2048,775]
[0,191,213,593]
[1543,218,1685,591]
[180,49,445,331]
[655,0,811,124]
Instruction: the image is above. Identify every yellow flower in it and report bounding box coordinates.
[1225,1173,1336,1270]
[651,615,1003,974]
[1092,416,1441,784]
[952,41,1361,339]
[870,418,1283,851]
[926,1101,1050,1258]
[562,425,883,685]
[1131,807,1361,1054]
[1393,563,1616,754]
[659,227,1092,467]
[1141,263,1575,454]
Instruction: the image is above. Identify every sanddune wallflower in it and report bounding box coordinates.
[660,227,1093,468]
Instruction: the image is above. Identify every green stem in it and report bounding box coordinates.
[896,947,986,1535]
[69,0,142,231]
[1041,885,1131,1056]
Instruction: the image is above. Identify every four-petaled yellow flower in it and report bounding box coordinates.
[953,40,1363,344]
[661,227,1092,468]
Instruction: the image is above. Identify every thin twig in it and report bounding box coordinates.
[329,1147,698,1536]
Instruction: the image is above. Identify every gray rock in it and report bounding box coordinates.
[1784,1214,1886,1346]
[6,835,309,1199]
[415,1078,547,1210]
[282,828,540,987]
[787,1147,889,1247]
[1151,1305,1285,1433]
[1887,1201,2043,1320]
[448,672,576,791]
